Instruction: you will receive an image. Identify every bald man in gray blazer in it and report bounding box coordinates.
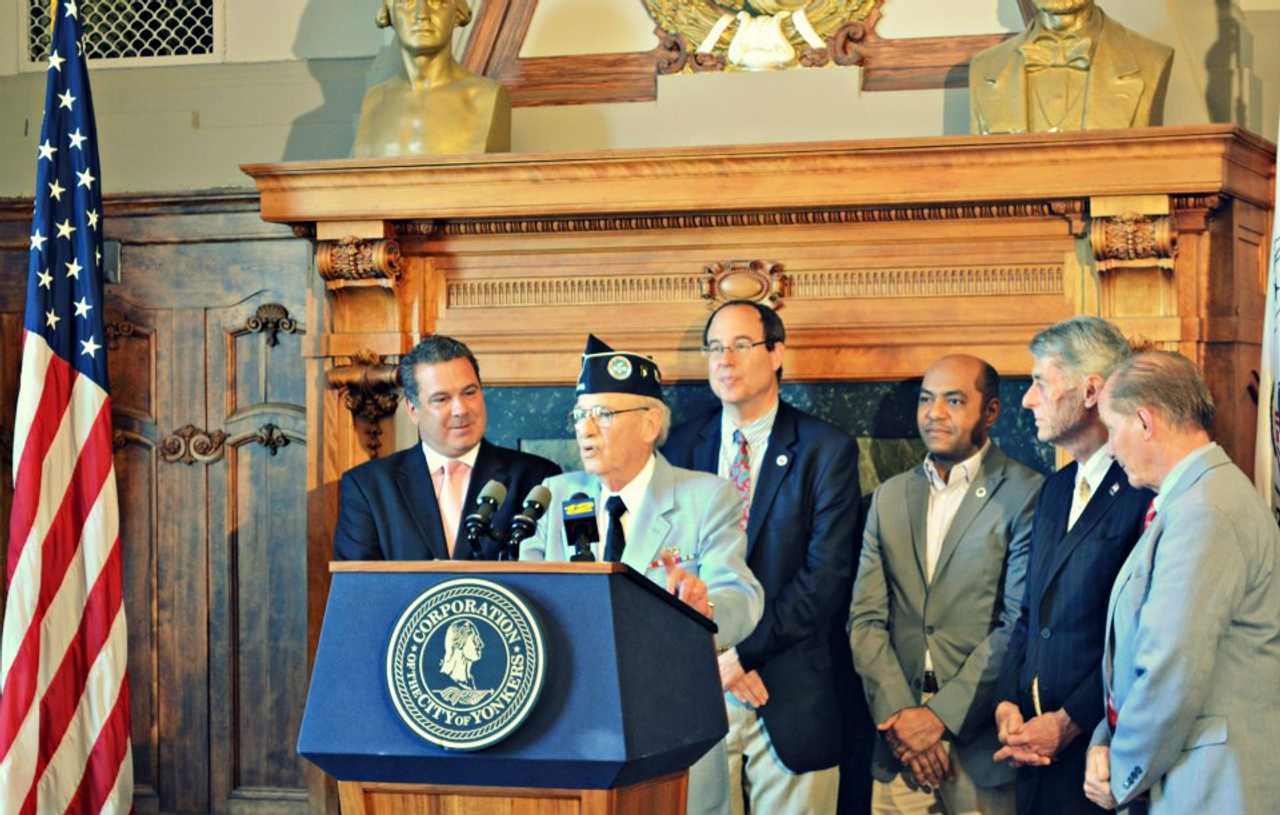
[850,355,1042,814]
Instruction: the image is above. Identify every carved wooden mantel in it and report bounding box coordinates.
[244,125,1273,454]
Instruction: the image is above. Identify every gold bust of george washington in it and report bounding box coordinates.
[969,0,1173,134]
[352,0,511,158]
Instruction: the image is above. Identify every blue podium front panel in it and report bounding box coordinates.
[299,566,723,789]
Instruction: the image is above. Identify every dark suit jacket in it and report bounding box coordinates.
[661,400,869,773]
[333,439,561,561]
[995,458,1152,815]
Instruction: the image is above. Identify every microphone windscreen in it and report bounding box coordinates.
[524,485,552,520]
[478,479,508,506]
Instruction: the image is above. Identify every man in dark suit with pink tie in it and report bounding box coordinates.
[333,335,560,562]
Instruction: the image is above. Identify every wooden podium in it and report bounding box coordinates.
[336,774,685,815]
[301,562,720,814]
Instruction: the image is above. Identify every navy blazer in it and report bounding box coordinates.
[333,439,562,561]
[661,400,870,773]
[996,458,1151,815]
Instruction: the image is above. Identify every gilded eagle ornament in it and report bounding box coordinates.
[644,0,878,72]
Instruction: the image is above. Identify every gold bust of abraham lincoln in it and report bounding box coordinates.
[353,0,511,158]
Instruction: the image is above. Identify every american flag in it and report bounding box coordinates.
[1,2,134,813]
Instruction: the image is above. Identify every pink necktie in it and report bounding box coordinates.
[435,460,470,556]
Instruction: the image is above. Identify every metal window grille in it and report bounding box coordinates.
[26,0,218,64]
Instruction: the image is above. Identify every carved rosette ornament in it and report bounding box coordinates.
[645,0,878,72]
[1090,213,1175,273]
[702,260,788,307]
[245,303,299,347]
[316,236,402,286]
[161,424,228,466]
[326,350,401,458]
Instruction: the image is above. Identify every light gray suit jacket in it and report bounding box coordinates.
[522,453,764,650]
[1091,444,1280,813]
[849,444,1041,788]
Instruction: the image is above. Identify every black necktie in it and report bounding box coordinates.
[604,495,627,562]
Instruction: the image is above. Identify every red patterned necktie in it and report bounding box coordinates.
[1143,499,1157,531]
[728,429,751,530]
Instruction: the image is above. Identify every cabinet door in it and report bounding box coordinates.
[207,292,308,814]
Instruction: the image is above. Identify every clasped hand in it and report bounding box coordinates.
[992,701,1081,768]
[879,706,951,790]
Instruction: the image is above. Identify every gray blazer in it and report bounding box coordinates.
[849,444,1041,788]
[522,453,764,650]
[1092,444,1280,813]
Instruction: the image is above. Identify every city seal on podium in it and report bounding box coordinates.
[386,578,546,751]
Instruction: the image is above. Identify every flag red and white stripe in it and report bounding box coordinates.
[2,1,133,812]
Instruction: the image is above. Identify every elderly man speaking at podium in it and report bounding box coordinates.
[523,334,763,815]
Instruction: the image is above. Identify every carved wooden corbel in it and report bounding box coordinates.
[702,260,788,307]
[1089,213,1175,274]
[326,350,401,459]
[1171,194,1226,234]
[1049,199,1088,237]
[316,236,402,289]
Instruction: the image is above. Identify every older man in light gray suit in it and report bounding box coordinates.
[1085,351,1280,813]
[851,354,1042,815]
[523,335,763,815]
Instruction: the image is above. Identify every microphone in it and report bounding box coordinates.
[562,492,598,562]
[462,480,507,559]
[503,485,552,560]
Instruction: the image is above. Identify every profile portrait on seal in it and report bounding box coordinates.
[439,619,485,688]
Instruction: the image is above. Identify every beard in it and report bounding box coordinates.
[1034,0,1093,13]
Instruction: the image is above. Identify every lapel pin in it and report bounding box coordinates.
[1110,483,1120,496]
[975,486,988,499]
[776,454,788,467]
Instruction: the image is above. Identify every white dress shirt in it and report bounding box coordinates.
[1068,443,1115,530]
[921,440,989,671]
[595,453,657,560]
